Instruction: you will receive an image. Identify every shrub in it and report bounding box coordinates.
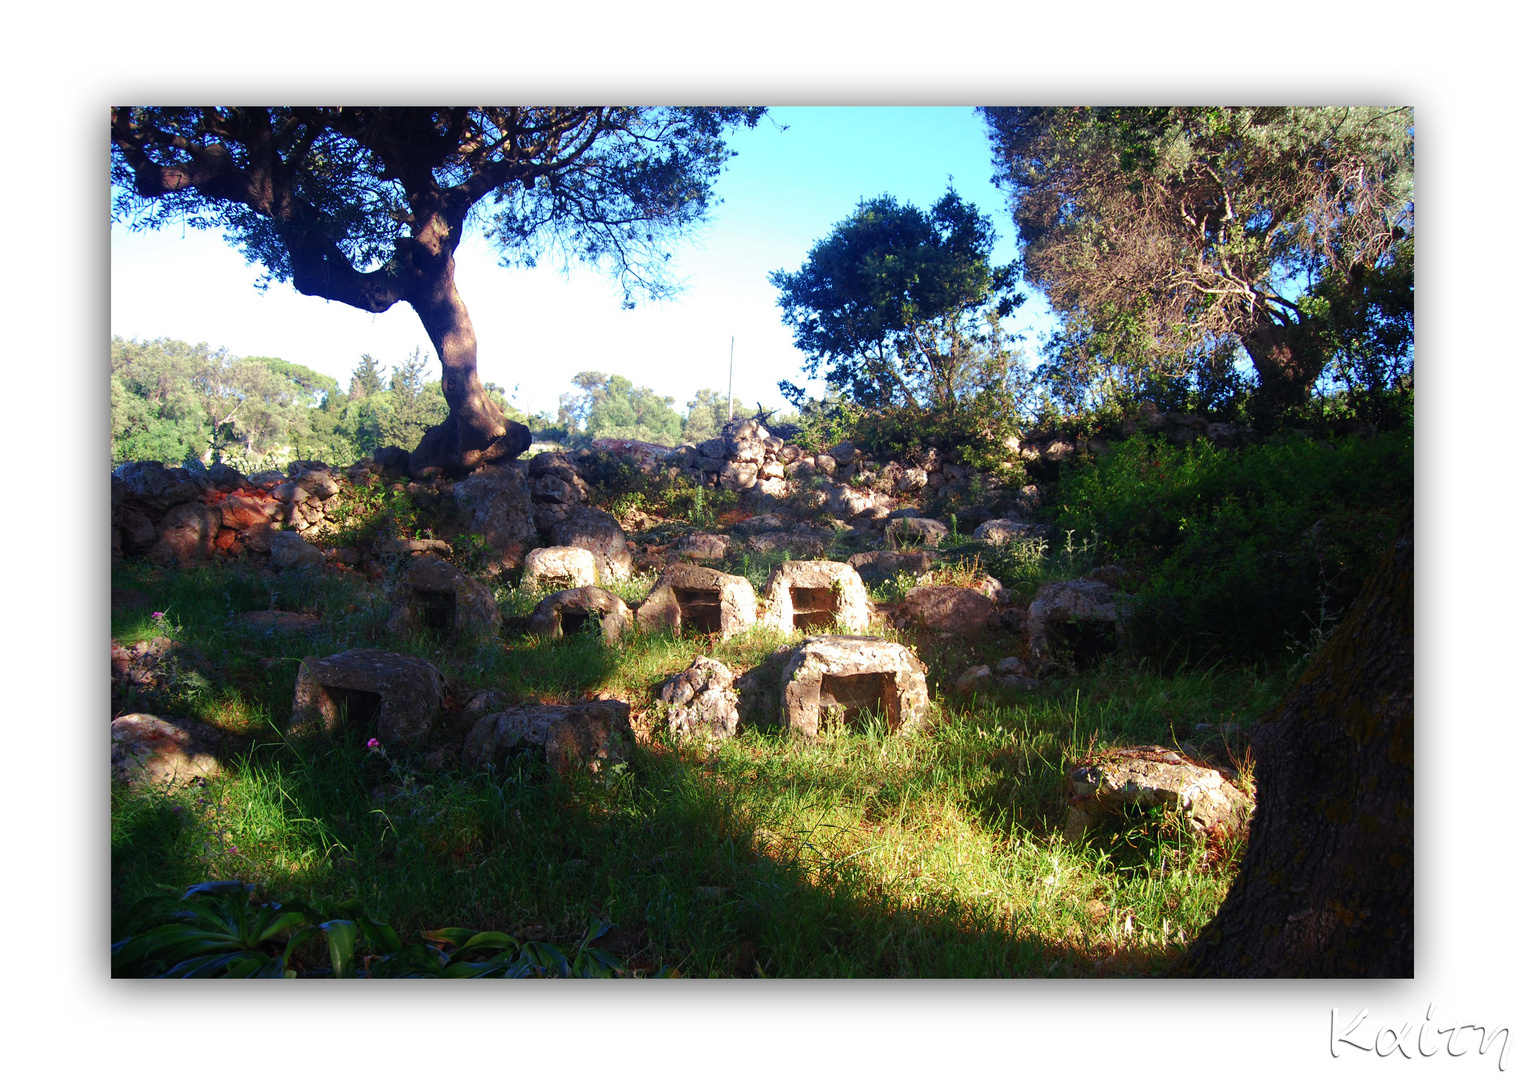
[1050,430,1411,664]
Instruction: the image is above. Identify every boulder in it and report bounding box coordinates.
[660,656,741,743]
[111,713,225,788]
[780,635,930,739]
[846,550,936,586]
[269,531,324,570]
[725,418,769,464]
[891,586,997,634]
[528,586,634,642]
[885,516,949,550]
[522,546,599,591]
[549,506,633,582]
[973,518,1046,545]
[1062,746,1254,842]
[673,533,730,561]
[151,502,221,565]
[453,465,538,573]
[463,700,634,776]
[744,530,826,558]
[113,461,209,514]
[385,554,500,638]
[763,560,873,635]
[290,648,444,743]
[637,563,758,640]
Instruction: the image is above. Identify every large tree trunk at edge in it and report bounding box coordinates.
[1172,508,1413,977]
[406,267,531,479]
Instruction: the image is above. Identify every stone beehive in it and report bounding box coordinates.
[528,586,634,643]
[762,560,873,635]
[779,635,929,739]
[289,648,444,744]
[637,562,757,640]
[385,554,500,638]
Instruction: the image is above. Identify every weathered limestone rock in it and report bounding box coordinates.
[973,518,1045,545]
[290,649,444,743]
[892,586,997,634]
[549,506,634,582]
[763,560,873,635]
[847,550,935,586]
[725,418,769,464]
[745,530,827,558]
[780,635,930,738]
[151,502,221,565]
[1025,577,1124,668]
[453,464,538,573]
[660,656,741,743]
[1062,746,1254,842]
[673,533,730,561]
[954,664,992,694]
[269,531,324,570]
[113,461,209,514]
[528,586,633,642]
[385,554,501,638]
[111,713,225,787]
[885,516,950,550]
[638,563,758,640]
[522,546,598,591]
[463,700,634,775]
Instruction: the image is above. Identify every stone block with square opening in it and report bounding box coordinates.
[521,546,598,591]
[763,560,872,634]
[290,648,444,743]
[385,555,500,638]
[528,586,633,642]
[780,636,929,739]
[1025,577,1125,671]
[637,563,757,640]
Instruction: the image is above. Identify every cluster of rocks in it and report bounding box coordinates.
[111,456,422,570]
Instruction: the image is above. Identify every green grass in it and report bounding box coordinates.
[112,553,1280,976]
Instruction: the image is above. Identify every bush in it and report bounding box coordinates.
[1050,430,1412,664]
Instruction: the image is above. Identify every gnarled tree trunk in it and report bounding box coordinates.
[1173,509,1413,977]
[406,264,531,479]
[1240,316,1330,427]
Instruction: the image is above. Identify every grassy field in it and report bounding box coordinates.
[111,536,1280,978]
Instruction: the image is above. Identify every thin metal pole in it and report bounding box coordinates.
[727,336,734,421]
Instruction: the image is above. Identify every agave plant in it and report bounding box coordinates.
[113,881,635,978]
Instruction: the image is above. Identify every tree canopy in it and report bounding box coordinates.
[111,106,765,475]
[770,190,1023,412]
[557,371,685,446]
[981,106,1414,422]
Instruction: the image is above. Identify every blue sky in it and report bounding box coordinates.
[110,106,1058,419]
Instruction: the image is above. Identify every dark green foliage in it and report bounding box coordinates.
[682,388,752,444]
[772,189,1023,410]
[113,880,628,978]
[1051,431,1412,663]
[981,106,1414,423]
[559,371,684,446]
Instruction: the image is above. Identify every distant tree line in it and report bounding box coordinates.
[111,336,782,470]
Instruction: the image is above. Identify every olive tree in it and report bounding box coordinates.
[112,106,765,476]
[981,106,1413,422]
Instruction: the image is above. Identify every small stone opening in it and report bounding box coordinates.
[818,671,897,728]
[412,589,457,631]
[559,610,594,636]
[326,687,383,731]
[790,586,839,632]
[1049,620,1118,669]
[674,586,723,634]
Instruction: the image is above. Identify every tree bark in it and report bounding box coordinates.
[1172,508,1413,977]
[1240,316,1329,426]
[404,261,531,478]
